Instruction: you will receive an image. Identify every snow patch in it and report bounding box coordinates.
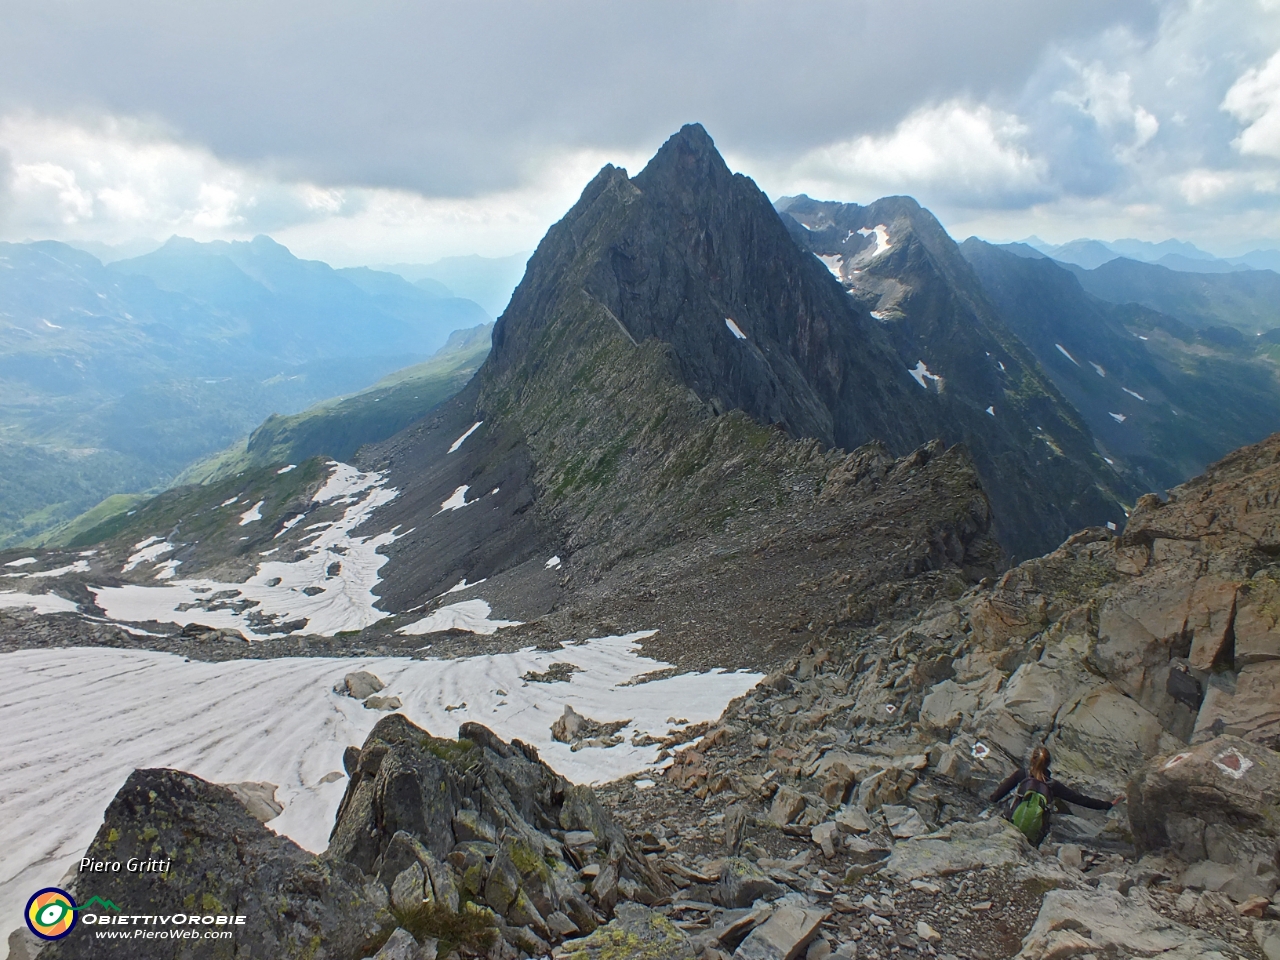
[123,540,173,573]
[239,501,264,525]
[545,556,562,570]
[438,485,471,513]
[985,406,995,416]
[1090,362,1106,377]
[997,360,1006,372]
[275,515,306,539]
[869,310,887,321]
[724,317,747,340]
[816,254,843,280]
[1109,412,1127,423]
[277,464,297,475]
[6,561,90,579]
[449,422,483,454]
[1122,387,1146,401]
[441,578,487,597]
[0,638,762,924]
[1137,335,1149,341]
[857,224,892,257]
[1055,343,1080,366]
[398,598,522,636]
[92,463,402,638]
[41,319,62,330]
[0,592,78,614]
[4,558,37,567]
[220,497,239,507]
[908,360,941,390]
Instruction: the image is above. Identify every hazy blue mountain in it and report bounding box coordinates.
[1021,234,1280,279]
[1062,257,1280,334]
[1034,238,1121,269]
[376,252,530,316]
[963,239,1280,493]
[0,237,492,545]
[1229,248,1280,272]
[1152,253,1249,273]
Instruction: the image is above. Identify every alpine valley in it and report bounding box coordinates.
[4,126,1280,960]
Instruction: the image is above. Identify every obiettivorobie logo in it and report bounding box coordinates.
[25,888,121,941]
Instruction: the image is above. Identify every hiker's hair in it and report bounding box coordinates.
[1029,746,1051,781]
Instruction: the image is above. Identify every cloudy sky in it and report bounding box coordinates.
[1,0,1278,263]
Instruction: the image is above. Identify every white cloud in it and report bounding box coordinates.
[1053,58,1159,153]
[1223,48,1280,158]
[0,112,649,263]
[759,101,1048,208]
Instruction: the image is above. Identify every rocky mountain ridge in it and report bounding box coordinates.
[14,433,1280,960]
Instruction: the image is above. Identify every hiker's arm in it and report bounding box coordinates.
[989,768,1024,804]
[1054,782,1111,810]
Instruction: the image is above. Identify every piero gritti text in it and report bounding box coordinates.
[80,857,171,873]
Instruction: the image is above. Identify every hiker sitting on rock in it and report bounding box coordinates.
[989,746,1121,846]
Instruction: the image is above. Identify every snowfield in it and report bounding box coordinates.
[92,462,402,637]
[0,635,761,928]
[397,598,522,636]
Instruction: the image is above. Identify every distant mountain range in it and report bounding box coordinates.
[0,236,490,545]
[374,252,530,317]
[1022,235,1280,274]
[1001,242,1280,335]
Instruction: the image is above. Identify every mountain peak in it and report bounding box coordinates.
[633,122,735,196]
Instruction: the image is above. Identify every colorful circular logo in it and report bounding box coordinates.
[25,888,78,940]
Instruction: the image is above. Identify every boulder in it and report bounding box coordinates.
[1048,683,1184,794]
[337,670,385,699]
[1235,573,1280,666]
[880,819,1029,882]
[1192,661,1280,749]
[733,903,828,960]
[918,679,981,733]
[1128,736,1280,853]
[719,857,784,908]
[882,805,929,839]
[554,903,693,960]
[39,769,389,960]
[372,927,431,960]
[222,780,283,823]
[1015,889,1231,960]
[769,786,806,825]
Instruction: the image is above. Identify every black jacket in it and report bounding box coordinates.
[989,768,1111,811]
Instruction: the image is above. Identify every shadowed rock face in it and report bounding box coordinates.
[777,191,1132,559]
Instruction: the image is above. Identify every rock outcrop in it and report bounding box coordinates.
[43,716,671,960]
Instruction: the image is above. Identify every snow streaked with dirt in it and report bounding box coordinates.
[0,638,762,928]
[398,598,522,636]
[449,421,483,454]
[92,463,401,638]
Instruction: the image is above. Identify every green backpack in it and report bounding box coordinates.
[1009,780,1050,842]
